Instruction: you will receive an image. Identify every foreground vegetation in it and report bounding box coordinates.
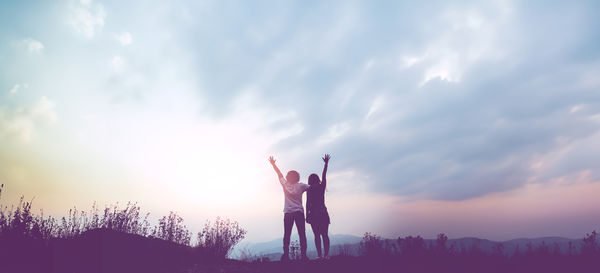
[0,184,246,273]
[1,184,599,273]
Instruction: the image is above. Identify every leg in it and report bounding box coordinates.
[294,212,308,257]
[311,223,322,257]
[282,213,294,258]
[322,223,330,257]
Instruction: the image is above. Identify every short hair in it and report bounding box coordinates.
[286,170,300,184]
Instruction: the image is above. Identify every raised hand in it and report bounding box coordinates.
[269,156,283,179]
[321,154,330,189]
[322,154,331,164]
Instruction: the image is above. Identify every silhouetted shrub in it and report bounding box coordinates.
[289,239,302,260]
[398,235,426,256]
[196,217,247,261]
[237,246,258,262]
[582,230,598,255]
[100,202,151,236]
[360,232,385,256]
[152,211,191,245]
[1,184,249,271]
[337,243,353,256]
[493,243,505,256]
[436,233,448,253]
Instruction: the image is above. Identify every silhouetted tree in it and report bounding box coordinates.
[398,235,426,256]
[493,243,505,256]
[436,233,448,253]
[582,230,598,255]
[360,232,384,257]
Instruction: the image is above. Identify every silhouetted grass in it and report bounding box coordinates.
[0,184,247,273]
[2,184,599,273]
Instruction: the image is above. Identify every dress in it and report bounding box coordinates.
[306,183,330,225]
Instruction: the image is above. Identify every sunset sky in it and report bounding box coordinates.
[1,0,600,243]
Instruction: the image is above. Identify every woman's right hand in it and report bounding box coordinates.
[322,154,330,164]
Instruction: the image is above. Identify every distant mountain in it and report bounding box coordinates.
[234,233,362,258]
[237,235,583,259]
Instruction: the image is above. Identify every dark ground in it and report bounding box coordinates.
[2,228,599,273]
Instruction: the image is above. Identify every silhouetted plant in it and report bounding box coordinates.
[398,235,426,256]
[582,230,598,255]
[493,243,505,256]
[237,246,257,262]
[552,242,560,255]
[436,233,448,253]
[568,241,574,255]
[101,202,151,236]
[289,239,301,260]
[337,243,353,256]
[196,217,247,260]
[385,240,398,255]
[152,211,191,245]
[536,241,550,256]
[360,232,384,256]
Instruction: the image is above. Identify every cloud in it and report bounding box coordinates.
[0,96,58,143]
[317,122,351,145]
[115,32,132,46]
[18,38,45,53]
[110,56,124,72]
[197,1,600,201]
[5,0,600,205]
[9,83,28,95]
[68,0,106,38]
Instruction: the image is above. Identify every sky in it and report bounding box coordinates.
[1,0,600,243]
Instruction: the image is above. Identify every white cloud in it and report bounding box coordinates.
[9,84,20,94]
[0,96,58,143]
[8,83,30,95]
[366,95,385,119]
[570,104,584,114]
[400,55,420,69]
[9,83,29,95]
[317,122,351,145]
[17,38,44,53]
[69,0,106,38]
[415,4,511,86]
[115,32,132,46]
[31,96,58,124]
[110,56,124,72]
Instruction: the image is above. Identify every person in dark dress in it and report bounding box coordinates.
[306,154,331,259]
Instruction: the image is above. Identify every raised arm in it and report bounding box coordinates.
[268,156,284,179]
[322,154,330,190]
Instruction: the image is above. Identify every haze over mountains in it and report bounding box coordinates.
[239,234,583,259]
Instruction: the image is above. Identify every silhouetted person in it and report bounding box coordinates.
[306,154,331,259]
[269,156,309,261]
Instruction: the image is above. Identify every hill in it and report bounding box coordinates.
[245,235,582,260]
[2,228,599,273]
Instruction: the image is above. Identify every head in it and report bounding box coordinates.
[286,170,300,184]
[308,173,320,186]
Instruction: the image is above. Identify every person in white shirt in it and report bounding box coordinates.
[268,156,309,261]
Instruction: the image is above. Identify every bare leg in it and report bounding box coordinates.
[323,224,330,257]
[311,223,322,257]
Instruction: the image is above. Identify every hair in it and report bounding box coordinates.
[286,170,300,184]
[308,173,320,186]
